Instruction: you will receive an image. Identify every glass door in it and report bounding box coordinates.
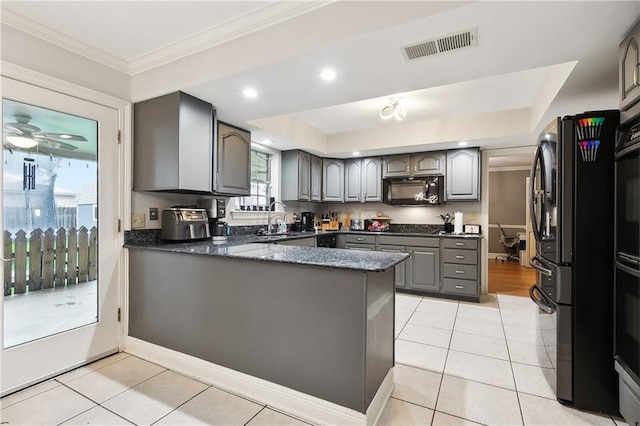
[1,77,120,395]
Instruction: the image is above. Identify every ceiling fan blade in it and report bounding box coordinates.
[4,122,41,134]
[34,132,87,142]
[36,138,78,150]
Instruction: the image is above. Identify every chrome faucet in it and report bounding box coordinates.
[267,201,287,234]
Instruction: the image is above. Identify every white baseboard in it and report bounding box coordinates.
[125,336,392,425]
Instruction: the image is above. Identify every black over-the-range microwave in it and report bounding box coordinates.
[383,175,445,206]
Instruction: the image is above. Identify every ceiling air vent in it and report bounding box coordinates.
[401,28,477,62]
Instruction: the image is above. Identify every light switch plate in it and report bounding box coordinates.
[149,207,159,221]
[132,213,145,229]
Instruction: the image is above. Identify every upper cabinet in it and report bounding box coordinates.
[215,122,251,196]
[620,19,640,123]
[322,159,344,202]
[133,91,250,196]
[383,152,445,178]
[446,148,480,201]
[382,154,411,177]
[281,150,311,201]
[134,91,213,193]
[412,152,445,176]
[310,155,322,202]
[345,157,382,202]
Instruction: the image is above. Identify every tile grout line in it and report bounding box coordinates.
[149,385,211,426]
[497,296,527,426]
[243,405,266,426]
[430,300,459,426]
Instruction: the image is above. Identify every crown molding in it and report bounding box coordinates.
[128,1,335,75]
[1,2,335,77]
[1,8,130,74]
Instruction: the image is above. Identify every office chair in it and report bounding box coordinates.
[495,223,520,262]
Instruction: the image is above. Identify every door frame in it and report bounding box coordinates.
[0,61,131,393]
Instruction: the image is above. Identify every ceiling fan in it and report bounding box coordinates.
[3,114,86,151]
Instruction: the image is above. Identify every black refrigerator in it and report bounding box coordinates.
[528,110,620,414]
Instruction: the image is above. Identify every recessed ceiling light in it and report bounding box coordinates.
[59,134,72,139]
[243,88,258,98]
[320,68,336,81]
[261,139,273,145]
[352,151,360,156]
[458,141,468,146]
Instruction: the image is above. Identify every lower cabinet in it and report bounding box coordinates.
[441,238,480,299]
[407,246,440,291]
[378,245,406,288]
[277,237,316,247]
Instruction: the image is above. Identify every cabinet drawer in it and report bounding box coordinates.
[345,234,376,244]
[443,239,478,250]
[442,249,477,265]
[378,235,439,247]
[344,243,376,251]
[442,278,478,296]
[443,263,478,280]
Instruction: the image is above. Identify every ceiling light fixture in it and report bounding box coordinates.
[320,68,336,81]
[243,88,258,98]
[59,134,72,139]
[379,97,407,121]
[458,141,468,146]
[261,139,273,145]
[352,151,360,156]
[6,136,38,148]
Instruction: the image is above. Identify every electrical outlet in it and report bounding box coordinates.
[469,212,478,222]
[149,207,159,221]
[132,213,145,229]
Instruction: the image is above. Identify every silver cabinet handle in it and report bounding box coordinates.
[356,237,364,241]
[456,242,464,246]
[455,270,465,274]
[455,255,464,259]
[455,285,464,289]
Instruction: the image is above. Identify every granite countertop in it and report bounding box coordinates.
[125,236,409,272]
[124,228,481,272]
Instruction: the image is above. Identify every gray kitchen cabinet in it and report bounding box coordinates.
[620,19,640,123]
[215,122,251,196]
[134,91,213,193]
[382,155,411,177]
[277,236,316,247]
[412,151,445,176]
[344,159,362,202]
[345,243,375,251]
[322,159,344,202]
[441,238,479,299]
[281,150,311,201]
[344,157,382,202]
[378,245,406,288]
[446,148,480,201]
[310,155,322,202]
[407,246,440,292]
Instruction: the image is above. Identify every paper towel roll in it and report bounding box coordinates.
[454,211,464,234]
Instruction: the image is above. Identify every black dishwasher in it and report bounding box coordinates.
[316,234,337,248]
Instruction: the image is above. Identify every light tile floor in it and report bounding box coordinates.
[0,293,629,426]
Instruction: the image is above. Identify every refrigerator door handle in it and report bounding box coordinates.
[529,145,542,242]
[530,255,553,276]
[529,283,556,314]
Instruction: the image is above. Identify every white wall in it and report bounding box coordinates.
[1,25,131,100]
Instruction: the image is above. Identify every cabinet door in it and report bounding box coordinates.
[383,155,411,177]
[407,246,440,291]
[310,155,322,201]
[362,157,382,202]
[322,159,344,202]
[216,122,250,196]
[379,245,406,288]
[344,159,362,202]
[446,148,480,201]
[620,24,640,111]
[298,151,311,200]
[412,151,445,176]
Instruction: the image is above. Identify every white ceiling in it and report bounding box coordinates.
[2,1,639,164]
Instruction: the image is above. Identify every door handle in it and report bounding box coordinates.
[1,258,11,262]
[530,255,553,276]
[529,145,542,242]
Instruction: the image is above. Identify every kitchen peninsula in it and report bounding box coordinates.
[125,235,408,425]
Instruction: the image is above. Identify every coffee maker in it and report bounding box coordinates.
[301,212,315,232]
[199,197,228,243]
